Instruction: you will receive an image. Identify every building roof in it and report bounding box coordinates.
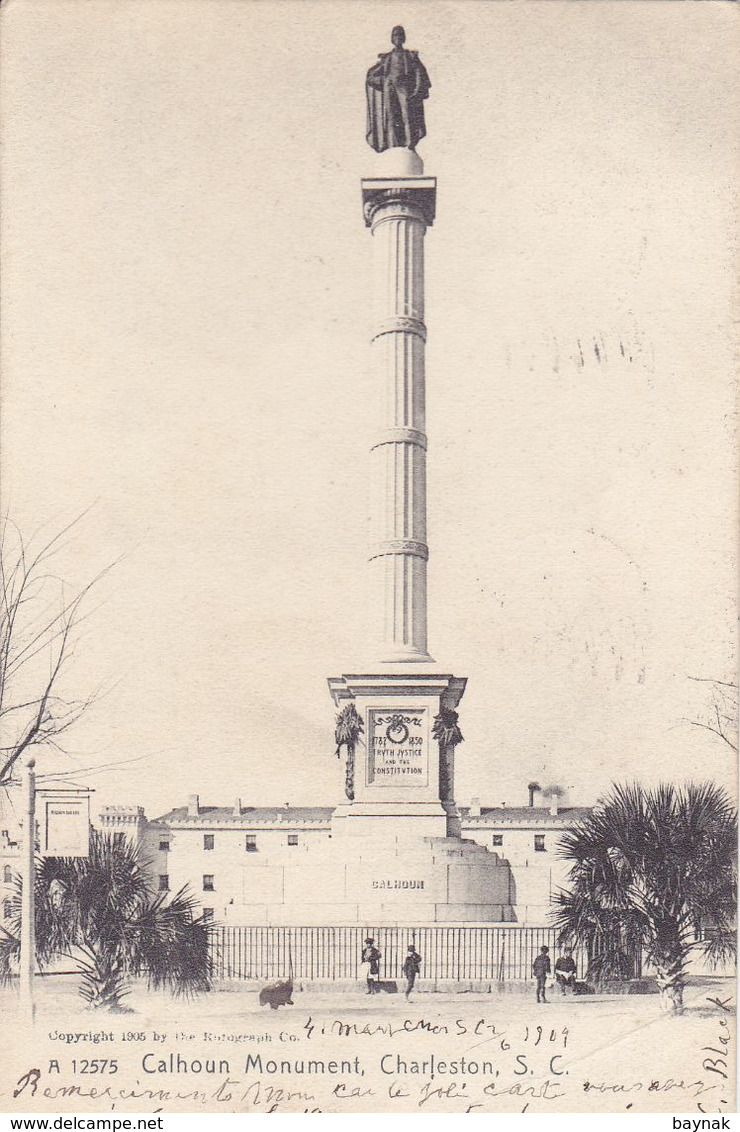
[149,803,592,829]
[459,806,593,826]
[153,805,335,827]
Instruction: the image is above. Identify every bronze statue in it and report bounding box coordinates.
[366,26,431,153]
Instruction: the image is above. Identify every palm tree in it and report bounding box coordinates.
[0,831,212,1011]
[552,782,736,1015]
[334,704,364,801]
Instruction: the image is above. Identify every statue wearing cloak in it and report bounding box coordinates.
[366,27,431,153]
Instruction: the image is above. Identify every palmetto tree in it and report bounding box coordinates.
[431,709,463,749]
[0,831,212,1011]
[334,704,363,801]
[552,782,736,1015]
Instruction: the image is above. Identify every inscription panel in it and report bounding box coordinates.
[371,879,425,890]
[366,707,429,787]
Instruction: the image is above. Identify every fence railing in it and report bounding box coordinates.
[210,924,626,985]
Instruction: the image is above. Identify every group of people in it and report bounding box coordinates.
[361,937,421,1000]
[532,945,578,1002]
[361,938,579,1003]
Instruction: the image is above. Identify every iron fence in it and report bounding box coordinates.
[209,924,631,985]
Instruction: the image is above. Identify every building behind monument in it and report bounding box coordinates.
[99,786,588,928]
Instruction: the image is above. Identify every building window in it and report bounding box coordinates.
[159,840,170,852]
[245,835,257,852]
[534,834,546,852]
[287,834,299,846]
[695,917,718,943]
[202,908,214,923]
[492,835,503,847]
[113,832,126,848]
[3,865,12,883]
[204,834,215,850]
[159,875,169,891]
[3,899,11,920]
[203,875,215,892]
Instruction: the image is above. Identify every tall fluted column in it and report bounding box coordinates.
[362,175,437,663]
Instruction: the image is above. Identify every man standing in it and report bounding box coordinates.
[361,937,381,994]
[402,944,422,1000]
[532,945,551,1003]
[366,26,431,153]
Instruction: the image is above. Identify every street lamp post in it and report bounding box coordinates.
[19,755,36,1022]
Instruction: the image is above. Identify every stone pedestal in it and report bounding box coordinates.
[226,835,514,926]
[328,671,465,840]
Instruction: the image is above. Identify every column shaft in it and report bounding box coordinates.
[368,197,432,662]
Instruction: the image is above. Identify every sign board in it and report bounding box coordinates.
[366,708,429,787]
[37,787,92,857]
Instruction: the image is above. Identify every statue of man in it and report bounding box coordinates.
[366,26,431,153]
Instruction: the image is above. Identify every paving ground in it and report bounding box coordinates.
[0,973,735,1114]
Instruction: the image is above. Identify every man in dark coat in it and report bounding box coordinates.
[366,26,431,153]
[532,945,551,1003]
[402,944,422,1000]
[555,947,577,995]
[361,937,381,994]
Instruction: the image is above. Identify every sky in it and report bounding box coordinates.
[1,0,738,820]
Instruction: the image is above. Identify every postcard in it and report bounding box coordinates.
[0,0,737,1116]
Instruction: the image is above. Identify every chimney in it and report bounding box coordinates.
[549,789,561,817]
[233,798,242,817]
[469,796,481,818]
[187,794,200,817]
[527,782,541,808]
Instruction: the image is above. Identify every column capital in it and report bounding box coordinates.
[361,177,437,228]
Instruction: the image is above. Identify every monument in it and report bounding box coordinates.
[212,31,514,926]
[330,28,466,838]
[321,29,513,923]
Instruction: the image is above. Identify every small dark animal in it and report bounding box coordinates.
[259,979,294,1010]
[573,980,595,996]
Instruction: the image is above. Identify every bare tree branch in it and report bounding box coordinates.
[687,677,736,689]
[0,514,113,787]
[684,719,738,753]
[684,676,738,754]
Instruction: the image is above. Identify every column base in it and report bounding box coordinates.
[380,647,435,664]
